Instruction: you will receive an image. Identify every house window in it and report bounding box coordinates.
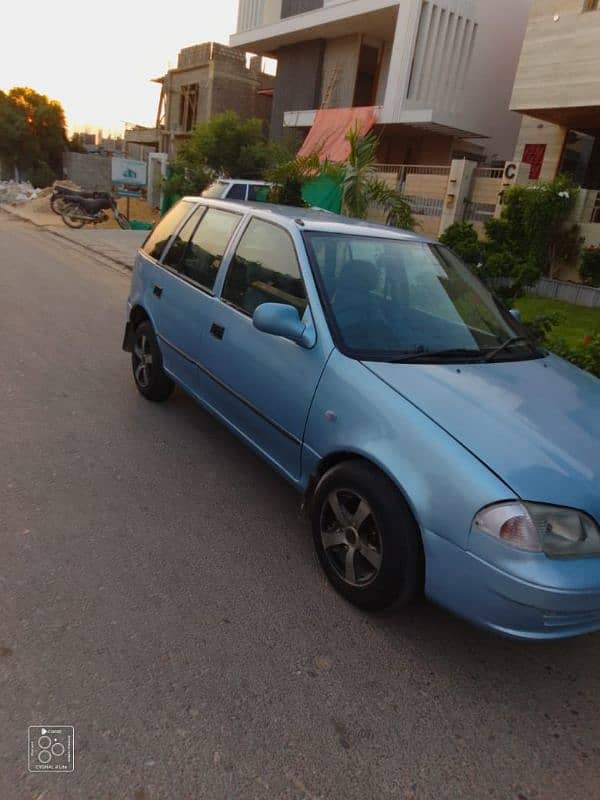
[522,144,547,180]
[353,43,381,107]
[281,0,323,19]
[179,84,199,132]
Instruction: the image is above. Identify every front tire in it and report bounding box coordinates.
[131,321,174,402]
[61,202,86,228]
[311,460,423,611]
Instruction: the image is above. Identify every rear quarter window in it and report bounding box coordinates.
[142,201,195,261]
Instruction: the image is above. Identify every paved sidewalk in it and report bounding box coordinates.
[1,203,147,268]
[51,228,147,268]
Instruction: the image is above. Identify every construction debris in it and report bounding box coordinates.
[0,180,42,205]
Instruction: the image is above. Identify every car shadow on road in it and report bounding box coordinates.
[166,387,600,680]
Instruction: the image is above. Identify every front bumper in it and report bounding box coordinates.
[422,529,600,640]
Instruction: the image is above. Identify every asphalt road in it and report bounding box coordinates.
[1,214,598,800]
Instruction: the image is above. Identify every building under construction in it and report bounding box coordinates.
[125,42,273,162]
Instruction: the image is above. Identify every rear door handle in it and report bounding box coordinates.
[153,285,163,298]
[210,322,225,340]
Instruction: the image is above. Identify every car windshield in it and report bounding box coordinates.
[304,232,540,362]
[202,181,230,199]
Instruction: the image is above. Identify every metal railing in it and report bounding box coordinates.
[373,164,451,178]
[473,166,504,180]
[403,195,444,217]
[464,201,496,223]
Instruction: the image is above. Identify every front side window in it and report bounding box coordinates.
[222,218,307,316]
[304,232,539,362]
[142,200,194,261]
[176,208,242,291]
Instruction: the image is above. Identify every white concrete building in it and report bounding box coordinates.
[231,0,532,163]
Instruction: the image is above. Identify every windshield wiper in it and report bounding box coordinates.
[387,347,484,364]
[484,336,537,362]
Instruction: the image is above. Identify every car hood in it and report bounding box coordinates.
[364,354,600,518]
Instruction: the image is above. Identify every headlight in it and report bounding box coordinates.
[472,502,600,557]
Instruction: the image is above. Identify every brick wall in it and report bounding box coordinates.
[63,152,112,191]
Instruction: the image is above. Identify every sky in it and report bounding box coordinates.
[1,1,239,135]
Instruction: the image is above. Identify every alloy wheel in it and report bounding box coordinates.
[320,489,383,587]
[133,333,153,389]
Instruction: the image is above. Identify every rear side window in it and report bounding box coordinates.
[142,200,194,261]
[247,184,268,202]
[221,218,307,316]
[226,183,246,200]
[162,207,205,269]
[177,208,241,291]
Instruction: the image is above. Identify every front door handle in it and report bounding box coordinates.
[210,322,225,340]
[153,285,163,298]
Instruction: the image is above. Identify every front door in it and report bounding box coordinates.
[197,217,330,481]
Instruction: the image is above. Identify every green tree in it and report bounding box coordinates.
[0,87,67,184]
[175,111,281,180]
[439,222,483,268]
[336,128,414,230]
[266,153,321,206]
[483,175,581,296]
[68,132,87,153]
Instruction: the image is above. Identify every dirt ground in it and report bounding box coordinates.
[15,192,160,230]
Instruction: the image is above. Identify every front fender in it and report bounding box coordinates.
[302,350,516,550]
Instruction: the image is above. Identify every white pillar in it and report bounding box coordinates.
[494,161,528,218]
[439,159,477,234]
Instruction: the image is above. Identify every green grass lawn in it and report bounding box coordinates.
[513,296,600,346]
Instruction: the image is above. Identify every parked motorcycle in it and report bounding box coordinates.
[61,195,130,230]
[50,185,111,215]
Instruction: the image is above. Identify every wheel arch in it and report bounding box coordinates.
[129,304,151,329]
[304,449,424,534]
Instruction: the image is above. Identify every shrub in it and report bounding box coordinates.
[522,312,564,346]
[482,175,580,296]
[549,334,600,378]
[439,223,482,268]
[580,246,600,287]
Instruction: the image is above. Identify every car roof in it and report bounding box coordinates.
[182,197,433,243]
[211,179,271,186]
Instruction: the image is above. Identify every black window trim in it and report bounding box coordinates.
[156,204,244,297]
[220,215,311,319]
[140,199,198,266]
[301,230,535,363]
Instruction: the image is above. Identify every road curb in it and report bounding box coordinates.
[1,205,135,270]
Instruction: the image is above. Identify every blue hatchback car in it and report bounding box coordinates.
[123,198,600,640]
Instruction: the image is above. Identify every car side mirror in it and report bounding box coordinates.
[253,303,314,348]
[509,308,522,322]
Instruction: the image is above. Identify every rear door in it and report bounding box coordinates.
[150,205,242,390]
[196,217,332,481]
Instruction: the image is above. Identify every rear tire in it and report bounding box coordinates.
[51,195,68,215]
[131,321,174,402]
[61,202,86,229]
[311,460,423,611]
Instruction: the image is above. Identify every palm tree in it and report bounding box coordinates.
[338,127,414,230]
